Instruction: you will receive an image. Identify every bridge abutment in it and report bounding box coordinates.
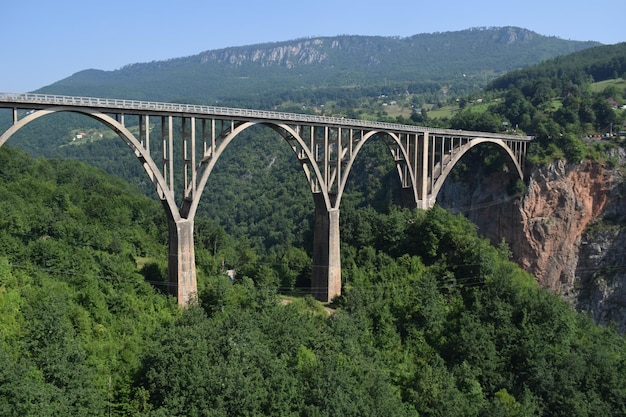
[164,206,197,306]
[312,194,341,302]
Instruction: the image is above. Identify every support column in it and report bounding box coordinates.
[421,132,432,209]
[164,203,197,306]
[311,193,341,302]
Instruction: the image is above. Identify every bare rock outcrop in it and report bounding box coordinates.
[517,160,613,297]
[439,151,626,329]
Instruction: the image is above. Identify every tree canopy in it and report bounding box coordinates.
[1,146,626,416]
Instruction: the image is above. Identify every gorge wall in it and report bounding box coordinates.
[438,147,626,331]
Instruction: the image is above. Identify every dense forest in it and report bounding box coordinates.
[2,33,626,416]
[1,146,626,416]
[487,43,626,96]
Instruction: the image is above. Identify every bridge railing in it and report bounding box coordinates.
[0,92,532,142]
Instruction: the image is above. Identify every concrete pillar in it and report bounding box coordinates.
[311,193,341,302]
[164,205,197,306]
[421,131,430,209]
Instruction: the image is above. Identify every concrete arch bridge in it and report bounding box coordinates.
[0,93,532,305]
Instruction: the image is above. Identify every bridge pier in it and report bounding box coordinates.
[311,194,341,302]
[163,206,197,306]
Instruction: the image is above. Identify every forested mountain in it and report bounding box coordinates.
[35,27,599,108]
[11,26,600,162]
[3,27,603,159]
[2,36,623,265]
[1,23,626,416]
[487,42,626,94]
[1,32,622,260]
[2,146,626,416]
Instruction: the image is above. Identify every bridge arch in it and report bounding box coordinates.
[188,120,328,219]
[334,129,419,209]
[173,119,342,302]
[0,93,533,305]
[431,137,524,205]
[0,107,179,219]
[0,106,198,304]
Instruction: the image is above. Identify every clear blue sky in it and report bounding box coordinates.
[2,0,623,92]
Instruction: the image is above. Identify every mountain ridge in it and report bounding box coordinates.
[37,26,601,106]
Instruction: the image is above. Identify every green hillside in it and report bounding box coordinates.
[1,146,626,416]
[3,40,624,262]
[36,27,599,108]
[436,42,626,164]
[487,42,626,93]
[2,33,626,415]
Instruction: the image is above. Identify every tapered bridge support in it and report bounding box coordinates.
[311,194,341,302]
[164,205,197,306]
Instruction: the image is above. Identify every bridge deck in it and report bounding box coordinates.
[0,92,532,142]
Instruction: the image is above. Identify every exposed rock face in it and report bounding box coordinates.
[200,39,328,68]
[439,149,626,330]
[577,221,626,331]
[517,160,613,296]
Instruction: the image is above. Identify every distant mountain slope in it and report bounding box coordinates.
[37,27,599,106]
[487,41,626,93]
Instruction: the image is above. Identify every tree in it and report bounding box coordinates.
[592,96,617,132]
[560,133,586,162]
[450,108,502,132]
[497,88,536,129]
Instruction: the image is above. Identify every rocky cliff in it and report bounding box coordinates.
[439,147,626,331]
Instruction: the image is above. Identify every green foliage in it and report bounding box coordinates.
[2,149,626,415]
[2,38,626,416]
[561,133,587,162]
[436,43,626,166]
[450,107,504,132]
[508,178,527,197]
[0,146,180,416]
[488,43,626,97]
[339,206,626,417]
